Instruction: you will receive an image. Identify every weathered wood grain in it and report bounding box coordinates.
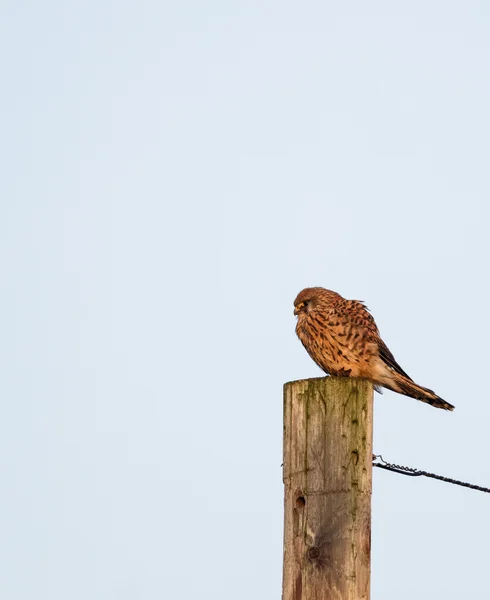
[282,377,374,600]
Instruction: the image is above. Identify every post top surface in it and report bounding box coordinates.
[283,376,373,391]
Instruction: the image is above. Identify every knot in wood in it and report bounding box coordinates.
[307,546,321,561]
[295,494,306,508]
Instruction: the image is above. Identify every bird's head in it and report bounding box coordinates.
[293,287,340,317]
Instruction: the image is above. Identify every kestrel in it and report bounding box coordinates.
[294,287,454,411]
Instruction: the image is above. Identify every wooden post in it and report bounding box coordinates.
[282,377,374,600]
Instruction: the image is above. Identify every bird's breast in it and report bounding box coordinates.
[296,314,370,378]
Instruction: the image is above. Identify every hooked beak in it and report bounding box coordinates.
[293,302,305,316]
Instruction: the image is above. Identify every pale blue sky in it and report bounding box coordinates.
[1,2,489,599]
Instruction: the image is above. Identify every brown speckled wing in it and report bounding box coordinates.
[341,299,380,347]
[347,300,414,382]
[316,298,382,368]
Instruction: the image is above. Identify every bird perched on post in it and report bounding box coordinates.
[294,287,454,411]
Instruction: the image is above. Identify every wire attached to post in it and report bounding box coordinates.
[373,455,490,494]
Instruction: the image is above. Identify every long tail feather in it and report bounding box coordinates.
[385,373,455,411]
